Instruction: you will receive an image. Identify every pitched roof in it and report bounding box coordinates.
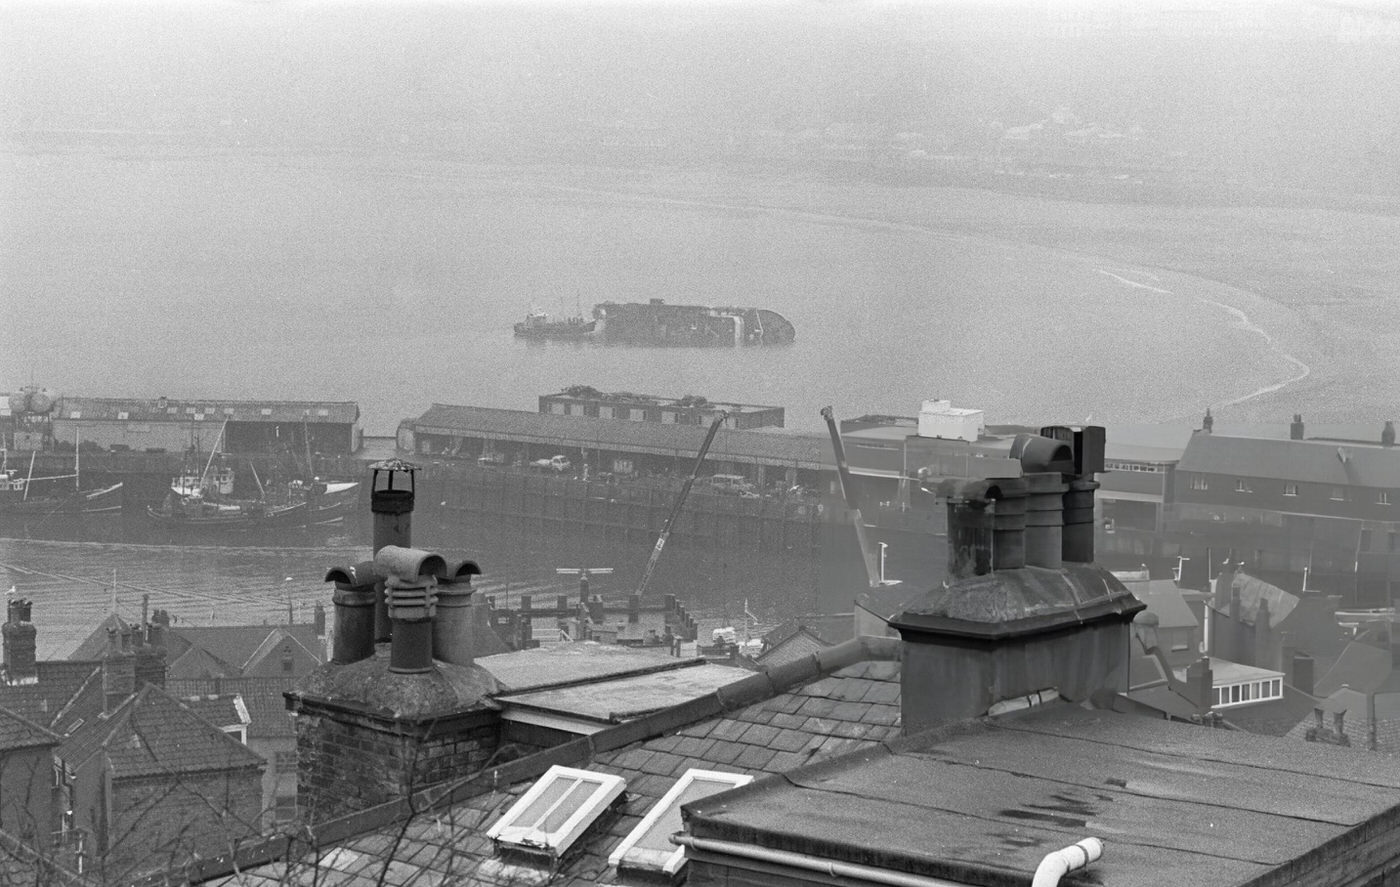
[167,624,322,677]
[1316,640,1393,697]
[1212,569,1298,628]
[167,677,298,740]
[1178,430,1400,488]
[0,704,61,752]
[176,694,248,731]
[68,613,138,661]
[0,661,101,730]
[58,684,265,779]
[156,637,902,886]
[1131,580,1200,631]
[56,397,358,425]
[1220,684,1321,737]
[410,403,830,469]
[1283,688,1400,755]
[754,627,832,667]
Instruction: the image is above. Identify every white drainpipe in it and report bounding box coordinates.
[1032,837,1104,887]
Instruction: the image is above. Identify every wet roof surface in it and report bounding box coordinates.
[495,663,752,722]
[685,703,1400,887]
[476,643,697,691]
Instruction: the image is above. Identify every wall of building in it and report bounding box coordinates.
[99,768,262,876]
[295,707,500,822]
[0,745,55,846]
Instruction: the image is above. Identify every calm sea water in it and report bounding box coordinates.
[0,149,1319,642]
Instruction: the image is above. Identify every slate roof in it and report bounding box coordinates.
[0,661,102,731]
[166,625,323,677]
[1316,639,1393,697]
[1178,430,1400,489]
[0,704,61,752]
[1219,684,1321,737]
[58,685,266,780]
[685,703,1400,887]
[167,677,299,740]
[176,694,248,732]
[55,397,359,425]
[1124,579,1198,631]
[1211,569,1298,628]
[1284,688,1400,754]
[156,637,903,887]
[753,627,831,667]
[411,403,829,469]
[67,613,137,661]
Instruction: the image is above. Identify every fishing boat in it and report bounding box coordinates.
[513,308,597,340]
[0,446,123,518]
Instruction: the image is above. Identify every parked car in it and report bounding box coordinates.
[532,455,573,472]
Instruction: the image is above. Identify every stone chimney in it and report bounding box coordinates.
[103,627,136,712]
[1290,413,1305,441]
[134,613,167,690]
[2,599,37,686]
[1202,408,1214,433]
[893,426,1143,734]
[1384,421,1396,448]
[291,464,500,824]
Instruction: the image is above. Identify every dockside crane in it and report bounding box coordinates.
[821,405,886,588]
[635,411,728,598]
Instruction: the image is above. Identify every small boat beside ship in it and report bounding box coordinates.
[513,309,597,339]
[514,299,794,346]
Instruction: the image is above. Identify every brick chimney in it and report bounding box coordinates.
[1383,421,1396,448]
[1202,408,1213,433]
[1290,413,1305,441]
[291,463,500,823]
[103,627,136,712]
[134,613,167,690]
[2,599,37,686]
[893,427,1143,734]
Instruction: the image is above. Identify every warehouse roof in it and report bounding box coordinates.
[410,404,829,468]
[1178,431,1400,488]
[55,397,359,425]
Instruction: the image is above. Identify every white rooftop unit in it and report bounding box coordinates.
[917,399,984,442]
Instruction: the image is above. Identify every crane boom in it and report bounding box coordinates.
[820,406,883,588]
[636,411,728,598]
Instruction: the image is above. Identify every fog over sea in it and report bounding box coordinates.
[2,152,1312,436]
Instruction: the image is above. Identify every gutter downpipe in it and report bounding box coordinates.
[1032,837,1103,887]
[672,835,974,887]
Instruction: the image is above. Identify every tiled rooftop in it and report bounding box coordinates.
[190,639,902,887]
[59,685,266,779]
[0,704,60,752]
[168,677,298,739]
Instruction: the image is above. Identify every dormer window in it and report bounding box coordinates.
[609,769,753,877]
[487,765,626,865]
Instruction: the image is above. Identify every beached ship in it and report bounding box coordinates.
[513,309,597,340]
[592,299,795,346]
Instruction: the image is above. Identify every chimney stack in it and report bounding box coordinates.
[1010,433,1074,569]
[1202,408,1214,433]
[370,460,418,643]
[375,545,446,675]
[944,482,993,579]
[1290,414,1305,441]
[1292,652,1315,696]
[103,627,136,712]
[990,478,1027,571]
[2,599,37,686]
[324,561,380,665]
[313,602,326,639]
[432,559,484,668]
[1384,421,1396,448]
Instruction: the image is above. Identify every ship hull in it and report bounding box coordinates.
[0,482,124,517]
[592,302,794,346]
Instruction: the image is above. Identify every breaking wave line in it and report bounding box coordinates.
[1096,268,1310,408]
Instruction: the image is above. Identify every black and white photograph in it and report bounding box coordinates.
[3,0,1400,882]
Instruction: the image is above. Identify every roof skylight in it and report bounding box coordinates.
[486,765,626,861]
[609,769,753,876]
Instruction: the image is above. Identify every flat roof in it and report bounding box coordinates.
[685,703,1400,887]
[476,643,700,692]
[494,662,751,723]
[412,403,828,468]
[1192,657,1285,685]
[53,396,359,425]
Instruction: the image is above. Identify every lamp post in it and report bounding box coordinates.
[879,542,888,585]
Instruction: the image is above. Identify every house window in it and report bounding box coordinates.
[661,411,677,424]
[316,409,329,417]
[1331,487,1347,501]
[69,411,81,419]
[1235,479,1250,493]
[275,751,297,774]
[1284,483,1298,497]
[1380,492,1392,506]
[609,769,754,876]
[486,765,627,860]
[260,408,272,416]
[598,406,614,419]
[222,407,235,415]
[1190,475,1209,491]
